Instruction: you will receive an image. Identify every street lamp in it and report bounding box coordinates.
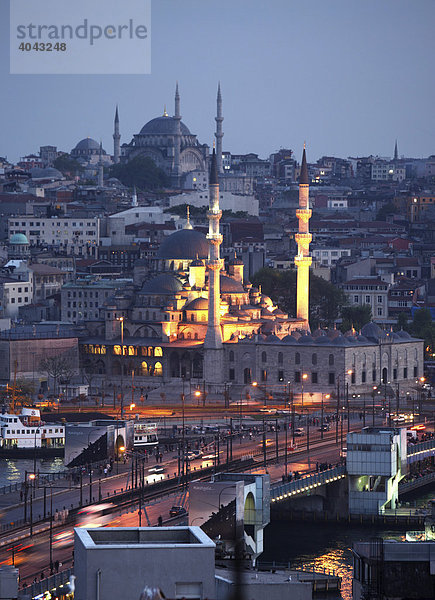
[194,389,201,406]
[301,373,308,409]
[346,369,353,432]
[117,316,125,418]
[321,393,330,440]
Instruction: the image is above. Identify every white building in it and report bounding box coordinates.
[169,189,259,216]
[371,161,406,182]
[8,216,100,256]
[347,427,407,515]
[312,247,351,267]
[341,277,389,321]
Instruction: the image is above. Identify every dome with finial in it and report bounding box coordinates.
[139,116,191,136]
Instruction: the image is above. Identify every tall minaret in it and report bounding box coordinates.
[204,147,224,386]
[394,139,399,161]
[294,146,312,330]
[173,82,181,186]
[215,82,224,174]
[97,142,104,188]
[113,105,120,164]
[131,186,138,207]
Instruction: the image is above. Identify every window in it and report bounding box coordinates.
[377,308,382,316]
[294,371,301,383]
[261,351,267,363]
[365,295,370,303]
[354,295,359,303]
[393,368,397,380]
[278,370,284,382]
[351,372,356,384]
[362,371,366,383]
[278,352,283,365]
[229,368,235,381]
[403,367,407,379]
[229,350,234,362]
[377,295,383,303]
[261,369,267,382]
[328,372,335,385]
[372,369,377,382]
[329,354,334,366]
[295,352,300,365]
[413,366,417,377]
[312,372,318,384]
[312,353,317,365]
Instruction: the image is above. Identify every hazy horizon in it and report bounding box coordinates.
[1,0,434,163]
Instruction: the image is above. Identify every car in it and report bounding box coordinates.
[202,454,216,460]
[169,505,187,517]
[294,428,305,437]
[318,425,330,431]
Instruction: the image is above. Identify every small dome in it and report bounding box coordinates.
[74,137,100,151]
[229,257,244,266]
[316,336,330,344]
[361,322,387,341]
[333,335,348,346]
[356,335,369,343]
[326,329,341,339]
[184,297,208,311]
[190,258,204,267]
[298,334,315,345]
[397,330,412,340]
[10,233,29,245]
[220,275,245,293]
[30,167,63,179]
[312,328,327,338]
[282,335,298,345]
[157,229,208,260]
[139,116,191,136]
[266,334,280,342]
[141,274,183,294]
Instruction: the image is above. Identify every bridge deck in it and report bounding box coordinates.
[271,465,346,502]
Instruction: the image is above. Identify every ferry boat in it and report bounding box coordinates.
[133,422,158,449]
[0,407,64,458]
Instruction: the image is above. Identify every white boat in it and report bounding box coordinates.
[133,422,158,449]
[0,407,64,450]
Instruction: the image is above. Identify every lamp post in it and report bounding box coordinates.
[346,369,353,432]
[117,316,125,418]
[321,393,330,440]
[301,373,308,410]
[372,386,377,427]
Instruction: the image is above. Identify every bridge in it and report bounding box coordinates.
[270,438,435,506]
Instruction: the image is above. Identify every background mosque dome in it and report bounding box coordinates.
[139,116,191,136]
[30,167,63,180]
[10,233,29,245]
[156,229,209,260]
[74,137,101,151]
[141,273,183,294]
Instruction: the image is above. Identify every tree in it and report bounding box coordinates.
[409,308,435,357]
[109,155,169,190]
[251,267,348,328]
[396,312,409,331]
[40,354,76,398]
[376,202,396,221]
[53,154,83,176]
[340,304,372,333]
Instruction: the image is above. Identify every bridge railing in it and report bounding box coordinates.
[271,465,346,502]
[407,438,435,459]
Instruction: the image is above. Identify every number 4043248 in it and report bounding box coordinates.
[18,42,67,51]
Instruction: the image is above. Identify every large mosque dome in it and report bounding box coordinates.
[156,229,209,260]
[74,138,100,151]
[139,116,191,136]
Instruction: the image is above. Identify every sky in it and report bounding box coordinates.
[1,0,434,163]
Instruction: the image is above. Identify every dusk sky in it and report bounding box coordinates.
[1,0,434,163]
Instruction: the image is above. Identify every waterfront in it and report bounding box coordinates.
[0,457,65,488]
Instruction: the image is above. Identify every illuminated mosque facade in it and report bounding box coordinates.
[81,133,424,398]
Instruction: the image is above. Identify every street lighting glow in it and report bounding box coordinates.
[325,394,330,400]
[252,381,258,387]
[194,390,201,397]
[119,446,125,452]
[302,373,308,380]
[28,473,36,480]
[129,403,136,410]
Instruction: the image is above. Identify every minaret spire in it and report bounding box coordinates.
[215,82,224,174]
[113,105,120,164]
[131,186,138,207]
[294,145,312,330]
[394,139,398,161]
[204,146,224,386]
[173,82,181,186]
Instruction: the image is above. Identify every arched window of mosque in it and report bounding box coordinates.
[170,261,174,271]
[191,314,195,322]
[194,333,198,340]
[148,347,154,357]
[414,348,418,360]
[295,352,300,365]
[101,345,106,355]
[145,311,149,320]
[113,345,121,355]
[122,346,128,356]
[362,353,366,366]
[229,350,234,362]
[261,351,267,363]
[405,349,408,363]
[155,347,162,357]
[141,361,148,376]
[141,347,147,356]
[201,315,206,322]
[328,354,334,366]
[278,352,283,365]
[352,354,356,367]
[179,333,184,339]
[312,353,317,366]
[154,362,163,377]
[178,263,183,271]
[187,332,192,339]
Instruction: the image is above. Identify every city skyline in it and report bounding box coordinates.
[0,0,434,162]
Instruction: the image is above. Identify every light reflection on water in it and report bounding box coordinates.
[0,457,65,487]
[262,521,406,600]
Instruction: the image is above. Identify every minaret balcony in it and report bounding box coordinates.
[207,210,222,220]
[295,233,312,249]
[294,255,312,267]
[296,209,312,223]
[206,234,223,245]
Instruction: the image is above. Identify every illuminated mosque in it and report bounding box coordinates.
[81,135,424,399]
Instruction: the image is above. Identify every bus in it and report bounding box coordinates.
[134,422,159,449]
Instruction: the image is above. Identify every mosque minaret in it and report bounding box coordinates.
[204,146,224,385]
[113,105,120,164]
[173,82,182,185]
[215,83,224,174]
[294,146,312,330]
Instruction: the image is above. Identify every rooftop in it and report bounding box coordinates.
[76,526,213,548]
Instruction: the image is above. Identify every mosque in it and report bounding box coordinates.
[80,146,424,401]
